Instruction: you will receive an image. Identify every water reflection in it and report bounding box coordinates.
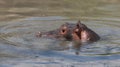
[47,40,82,55]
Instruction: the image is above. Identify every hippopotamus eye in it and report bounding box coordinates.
[61,26,67,32]
[62,29,66,33]
[60,28,67,35]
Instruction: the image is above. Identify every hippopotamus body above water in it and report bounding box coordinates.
[36,20,100,43]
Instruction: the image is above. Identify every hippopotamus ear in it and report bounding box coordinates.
[76,20,82,28]
[76,20,88,30]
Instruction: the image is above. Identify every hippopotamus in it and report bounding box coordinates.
[36,20,100,43]
[36,22,76,41]
[72,20,100,43]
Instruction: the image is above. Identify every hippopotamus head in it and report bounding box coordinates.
[36,22,76,41]
[36,20,100,42]
[72,20,100,43]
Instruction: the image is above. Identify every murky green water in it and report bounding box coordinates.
[0,0,120,67]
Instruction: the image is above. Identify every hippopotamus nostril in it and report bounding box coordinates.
[36,31,42,37]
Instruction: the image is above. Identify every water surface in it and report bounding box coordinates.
[0,0,120,67]
[0,16,120,67]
